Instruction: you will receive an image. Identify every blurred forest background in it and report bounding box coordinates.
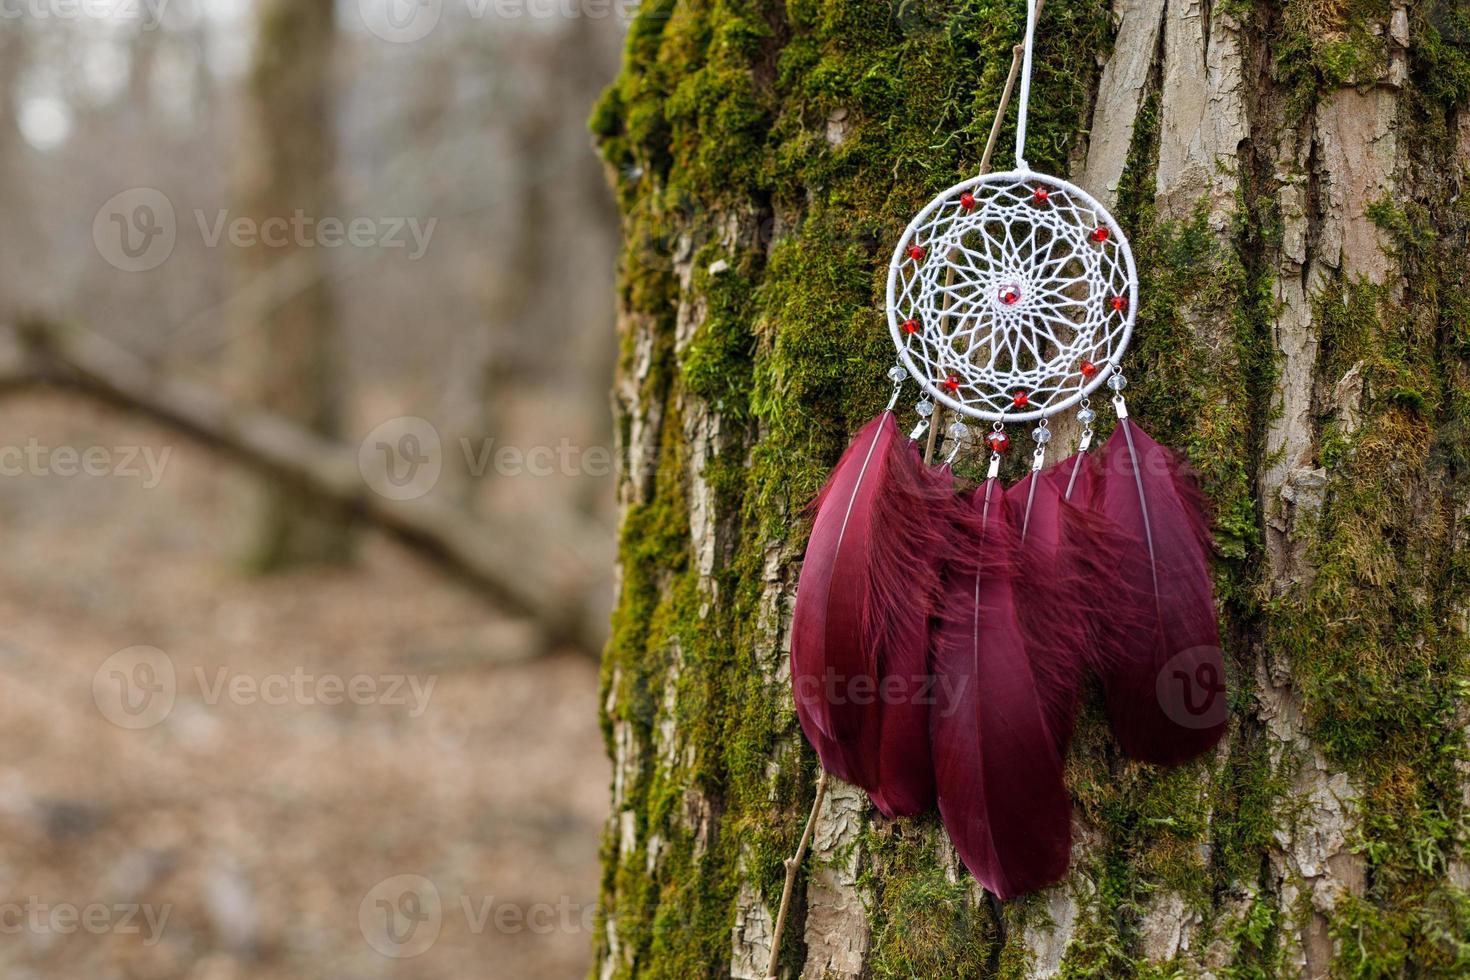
[0,1,622,976]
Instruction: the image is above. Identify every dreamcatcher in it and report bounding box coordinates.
[786,0,1227,907]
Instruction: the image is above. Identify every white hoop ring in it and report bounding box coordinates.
[886,168,1138,423]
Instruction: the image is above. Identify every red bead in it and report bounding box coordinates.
[1012,391,1030,408]
[903,318,919,334]
[943,375,960,393]
[959,192,976,211]
[1033,186,1050,203]
[1110,295,1128,312]
[1091,226,1110,243]
[985,431,1010,453]
[1080,360,1098,378]
[998,284,1021,306]
[908,245,926,261]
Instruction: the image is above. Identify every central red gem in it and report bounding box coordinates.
[998,284,1021,306]
[986,431,1010,453]
[1012,391,1030,408]
[943,375,960,393]
[1080,360,1098,378]
[1091,227,1110,243]
[959,192,976,211]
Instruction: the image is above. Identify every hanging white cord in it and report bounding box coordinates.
[1014,0,1038,170]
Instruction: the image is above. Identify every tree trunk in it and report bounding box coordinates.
[0,24,25,326]
[593,0,1470,976]
[235,0,352,570]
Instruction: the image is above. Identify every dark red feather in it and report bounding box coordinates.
[1006,464,1100,751]
[790,412,948,817]
[1080,420,1228,765]
[931,480,1073,898]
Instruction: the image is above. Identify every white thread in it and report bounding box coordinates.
[1015,0,1038,171]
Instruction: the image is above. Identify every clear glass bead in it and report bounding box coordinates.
[1107,374,1128,392]
[1077,408,1097,425]
[915,399,934,418]
[947,421,970,441]
[1032,426,1052,445]
[887,365,908,383]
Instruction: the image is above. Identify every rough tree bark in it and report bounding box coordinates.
[593,0,1470,976]
[234,0,352,570]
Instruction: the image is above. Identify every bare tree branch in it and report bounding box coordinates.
[1,317,610,656]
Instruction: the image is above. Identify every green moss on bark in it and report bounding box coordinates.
[596,0,1115,973]
[594,0,1470,975]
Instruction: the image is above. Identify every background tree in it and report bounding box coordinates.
[0,24,27,325]
[234,0,351,570]
[0,7,624,978]
[0,6,622,652]
[592,0,1470,975]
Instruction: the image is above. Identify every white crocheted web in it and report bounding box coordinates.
[886,169,1137,423]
